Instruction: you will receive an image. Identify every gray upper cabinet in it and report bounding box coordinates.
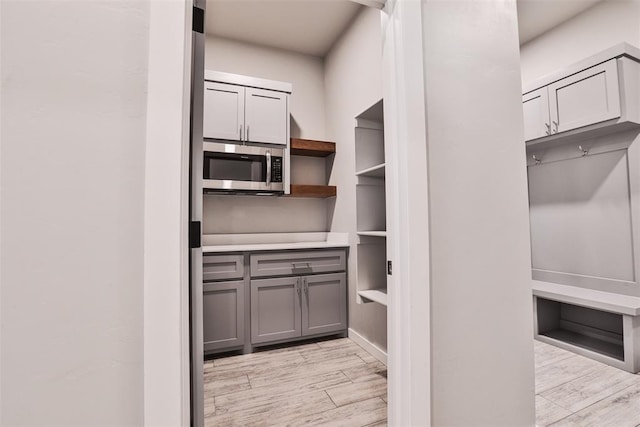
[302,273,347,336]
[251,276,302,344]
[203,280,245,351]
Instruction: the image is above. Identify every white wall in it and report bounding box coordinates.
[203,36,330,235]
[520,0,640,85]
[205,36,326,140]
[1,1,148,425]
[203,195,329,234]
[324,8,387,351]
[420,0,535,424]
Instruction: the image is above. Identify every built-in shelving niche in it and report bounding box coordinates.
[355,99,387,306]
[288,138,337,198]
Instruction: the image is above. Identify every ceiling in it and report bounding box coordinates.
[205,0,363,57]
[517,0,602,44]
[205,0,603,57]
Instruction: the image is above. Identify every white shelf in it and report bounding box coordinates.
[358,289,388,306]
[357,231,387,238]
[356,163,385,178]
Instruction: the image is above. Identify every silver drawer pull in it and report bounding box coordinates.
[292,262,311,269]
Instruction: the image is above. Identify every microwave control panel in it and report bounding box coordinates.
[272,157,283,183]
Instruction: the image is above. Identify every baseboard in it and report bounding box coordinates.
[348,328,387,365]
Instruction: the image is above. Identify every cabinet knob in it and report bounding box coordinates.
[552,121,558,133]
[545,123,551,136]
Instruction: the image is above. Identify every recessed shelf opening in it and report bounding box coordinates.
[537,298,624,361]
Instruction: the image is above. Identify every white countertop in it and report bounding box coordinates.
[201,232,349,253]
[202,240,349,253]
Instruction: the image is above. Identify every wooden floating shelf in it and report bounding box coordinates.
[358,289,388,306]
[290,138,336,157]
[288,184,337,198]
[356,163,385,178]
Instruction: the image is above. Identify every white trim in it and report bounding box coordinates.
[204,70,292,93]
[382,1,432,425]
[348,328,388,365]
[143,1,192,425]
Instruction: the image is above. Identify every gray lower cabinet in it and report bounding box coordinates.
[251,276,302,344]
[251,272,347,345]
[203,280,244,352]
[302,273,347,336]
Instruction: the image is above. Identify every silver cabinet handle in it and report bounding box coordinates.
[292,262,311,269]
[266,150,271,186]
[246,125,250,142]
[552,120,558,133]
[304,278,308,295]
[296,278,301,297]
[239,124,243,141]
[545,123,551,136]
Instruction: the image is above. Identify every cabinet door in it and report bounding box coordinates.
[203,280,245,352]
[548,59,621,134]
[522,87,550,141]
[203,81,244,142]
[302,273,347,337]
[251,276,301,344]
[244,87,288,145]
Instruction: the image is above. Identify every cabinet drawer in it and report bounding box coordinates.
[203,254,244,281]
[250,250,346,278]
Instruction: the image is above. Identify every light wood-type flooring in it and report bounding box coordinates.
[535,340,640,426]
[204,337,387,426]
[204,337,640,426]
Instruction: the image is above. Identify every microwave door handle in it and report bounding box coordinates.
[266,151,271,186]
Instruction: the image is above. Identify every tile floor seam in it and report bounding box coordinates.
[544,373,639,414]
[547,382,640,426]
[324,390,339,408]
[535,355,574,370]
[537,369,601,395]
[536,394,574,414]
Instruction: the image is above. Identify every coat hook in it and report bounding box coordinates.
[532,154,541,165]
[578,145,589,156]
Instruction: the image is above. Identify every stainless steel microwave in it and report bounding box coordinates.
[203,141,284,194]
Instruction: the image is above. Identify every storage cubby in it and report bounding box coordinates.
[354,99,388,306]
[536,297,624,361]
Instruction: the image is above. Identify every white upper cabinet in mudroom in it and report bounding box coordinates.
[548,59,620,135]
[203,71,291,146]
[522,87,550,141]
[522,43,640,144]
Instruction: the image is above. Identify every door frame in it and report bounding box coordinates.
[143,0,430,425]
[143,0,194,425]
